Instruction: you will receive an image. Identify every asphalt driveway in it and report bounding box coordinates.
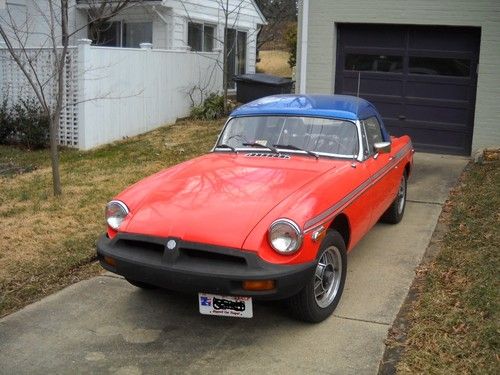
[0,153,469,375]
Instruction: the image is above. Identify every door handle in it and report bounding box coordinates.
[398,115,406,120]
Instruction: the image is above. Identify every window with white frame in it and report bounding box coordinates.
[188,22,216,52]
[90,20,152,48]
[226,28,247,89]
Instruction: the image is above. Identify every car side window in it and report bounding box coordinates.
[363,117,383,155]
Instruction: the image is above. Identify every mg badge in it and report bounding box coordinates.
[166,239,177,250]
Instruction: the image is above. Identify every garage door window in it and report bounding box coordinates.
[345,54,402,73]
[409,57,470,77]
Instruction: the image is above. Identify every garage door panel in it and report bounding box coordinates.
[342,75,404,96]
[387,125,470,155]
[340,24,406,48]
[406,80,471,101]
[336,23,479,155]
[409,26,480,53]
[406,103,469,125]
[359,97,403,118]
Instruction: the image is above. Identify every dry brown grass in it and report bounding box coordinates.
[256,50,293,78]
[396,161,500,374]
[0,119,224,317]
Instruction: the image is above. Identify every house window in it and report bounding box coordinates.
[188,22,216,52]
[227,29,247,89]
[90,21,152,48]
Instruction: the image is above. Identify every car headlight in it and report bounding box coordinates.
[105,200,129,230]
[268,219,303,254]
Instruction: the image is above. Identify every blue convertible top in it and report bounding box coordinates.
[230,94,390,141]
[231,94,379,121]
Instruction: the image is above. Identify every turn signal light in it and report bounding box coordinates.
[104,256,117,267]
[242,280,276,291]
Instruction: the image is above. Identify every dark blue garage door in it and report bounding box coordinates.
[335,24,480,155]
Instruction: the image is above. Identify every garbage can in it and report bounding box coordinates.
[233,73,294,103]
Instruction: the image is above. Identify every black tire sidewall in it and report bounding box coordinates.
[294,230,347,322]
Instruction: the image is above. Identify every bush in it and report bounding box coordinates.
[0,100,14,144]
[0,98,49,149]
[190,93,225,120]
[285,22,297,69]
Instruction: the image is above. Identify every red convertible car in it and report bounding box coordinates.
[97,95,414,322]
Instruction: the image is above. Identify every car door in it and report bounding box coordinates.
[361,116,398,226]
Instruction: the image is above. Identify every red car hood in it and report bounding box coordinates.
[117,153,336,248]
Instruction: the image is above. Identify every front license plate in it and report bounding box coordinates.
[198,293,253,318]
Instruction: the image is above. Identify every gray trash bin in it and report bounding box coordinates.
[233,73,294,103]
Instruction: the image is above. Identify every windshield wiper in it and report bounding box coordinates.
[243,142,279,154]
[216,143,237,153]
[273,144,319,159]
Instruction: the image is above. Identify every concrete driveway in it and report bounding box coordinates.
[0,153,468,375]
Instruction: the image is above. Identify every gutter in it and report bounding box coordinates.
[299,0,309,94]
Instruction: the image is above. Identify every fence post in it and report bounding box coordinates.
[77,39,92,149]
[140,43,153,127]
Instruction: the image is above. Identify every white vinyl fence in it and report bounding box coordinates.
[0,40,223,149]
[0,46,80,147]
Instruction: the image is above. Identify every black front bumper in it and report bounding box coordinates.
[97,233,315,300]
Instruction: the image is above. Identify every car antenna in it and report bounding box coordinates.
[351,71,361,168]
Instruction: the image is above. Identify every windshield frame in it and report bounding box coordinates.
[213,115,365,161]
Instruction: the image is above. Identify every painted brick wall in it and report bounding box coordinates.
[297,0,500,153]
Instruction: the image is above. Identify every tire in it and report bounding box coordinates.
[380,172,407,224]
[288,230,347,323]
[125,278,157,290]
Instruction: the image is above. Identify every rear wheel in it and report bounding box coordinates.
[125,278,157,289]
[381,172,407,224]
[288,230,347,323]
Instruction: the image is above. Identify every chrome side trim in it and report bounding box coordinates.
[304,144,412,231]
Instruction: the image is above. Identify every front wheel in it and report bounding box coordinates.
[287,230,347,323]
[380,172,407,224]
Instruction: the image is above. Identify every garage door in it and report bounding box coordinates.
[335,24,480,155]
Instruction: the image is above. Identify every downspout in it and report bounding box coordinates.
[299,0,309,94]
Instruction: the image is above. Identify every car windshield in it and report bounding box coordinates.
[217,116,359,157]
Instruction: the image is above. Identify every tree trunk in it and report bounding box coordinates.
[222,0,229,113]
[49,114,62,196]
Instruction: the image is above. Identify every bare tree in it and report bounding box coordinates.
[255,0,297,50]
[179,0,255,112]
[84,0,136,44]
[0,0,135,195]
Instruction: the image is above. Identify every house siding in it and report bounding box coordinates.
[165,0,263,74]
[297,0,500,153]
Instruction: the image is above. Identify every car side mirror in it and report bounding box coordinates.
[373,142,391,159]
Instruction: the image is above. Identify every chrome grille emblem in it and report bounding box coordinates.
[166,239,177,250]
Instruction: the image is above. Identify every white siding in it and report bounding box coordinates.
[165,0,264,73]
[298,0,500,153]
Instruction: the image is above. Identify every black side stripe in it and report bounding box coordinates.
[304,144,412,231]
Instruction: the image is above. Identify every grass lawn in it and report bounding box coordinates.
[396,161,499,374]
[0,119,223,318]
[256,50,293,78]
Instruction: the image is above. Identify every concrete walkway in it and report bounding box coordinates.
[0,153,468,375]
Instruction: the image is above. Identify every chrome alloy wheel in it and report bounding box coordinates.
[397,175,407,215]
[314,246,343,308]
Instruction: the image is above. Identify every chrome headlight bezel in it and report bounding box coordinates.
[268,218,303,255]
[105,200,129,230]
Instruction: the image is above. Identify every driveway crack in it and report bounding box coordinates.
[407,199,443,205]
[333,314,390,326]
